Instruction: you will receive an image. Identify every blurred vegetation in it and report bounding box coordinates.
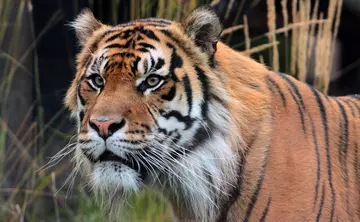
[0,0,343,221]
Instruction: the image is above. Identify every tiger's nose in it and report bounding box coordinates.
[89,117,126,139]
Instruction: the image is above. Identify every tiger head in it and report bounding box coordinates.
[65,6,236,217]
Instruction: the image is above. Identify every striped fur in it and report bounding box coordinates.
[65,7,360,222]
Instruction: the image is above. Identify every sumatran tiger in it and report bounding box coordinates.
[64,6,360,222]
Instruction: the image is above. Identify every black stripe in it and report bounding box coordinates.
[265,76,287,107]
[161,30,182,45]
[133,57,141,72]
[310,116,321,209]
[195,66,209,118]
[150,55,155,69]
[334,100,349,186]
[286,86,306,133]
[138,29,160,42]
[159,110,194,130]
[101,30,122,40]
[260,196,272,222]
[79,110,85,123]
[103,59,112,73]
[189,125,212,150]
[216,149,248,222]
[316,183,326,222]
[279,73,306,132]
[348,98,360,116]
[335,100,351,217]
[140,123,151,133]
[103,29,134,41]
[182,74,193,115]
[278,73,306,108]
[340,98,356,117]
[126,130,145,134]
[137,48,149,53]
[110,52,136,58]
[244,148,269,222]
[161,85,176,101]
[81,149,97,163]
[167,43,182,81]
[102,21,167,41]
[310,87,335,221]
[105,33,122,43]
[85,81,97,91]
[105,41,132,50]
[160,30,191,56]
[211,92,227,108]
[146,105,162,133]
[160,29,215,67]
[138,42,156,49]
[154,58,165,71]
[84,57,92,71]
[77,83,86,106]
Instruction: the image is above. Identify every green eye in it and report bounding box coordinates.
[146,76,161,87]
[93,75,104,87]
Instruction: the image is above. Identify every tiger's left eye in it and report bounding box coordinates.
[146,76,160,87]
[92,75,104,87]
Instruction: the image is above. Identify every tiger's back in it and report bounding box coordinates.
[216,42,360,220]
[263,73,360,221]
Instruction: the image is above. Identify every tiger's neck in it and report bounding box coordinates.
[158,43,273,221]
[215,42,271,147]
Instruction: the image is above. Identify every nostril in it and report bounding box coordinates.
[89,120,100,133]
[108,119,126,136]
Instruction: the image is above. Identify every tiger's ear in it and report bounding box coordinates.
[70,8,103,46]
[183,6,222,57]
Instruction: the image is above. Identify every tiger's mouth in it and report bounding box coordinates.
[98,150,132,166]
[97,150,148,179]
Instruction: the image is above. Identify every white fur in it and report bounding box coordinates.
[91,162,142,193]
[161,133,238,221]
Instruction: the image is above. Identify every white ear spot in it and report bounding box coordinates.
[70,8,103,45]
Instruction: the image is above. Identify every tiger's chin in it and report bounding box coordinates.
[90,161,143,194]
[82,148,149,195]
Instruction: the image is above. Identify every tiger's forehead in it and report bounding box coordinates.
[85,25,172,79]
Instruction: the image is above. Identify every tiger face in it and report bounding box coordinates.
[66,7,232,198]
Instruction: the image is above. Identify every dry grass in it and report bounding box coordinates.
[264,0,343,94]
[0,0,344,221]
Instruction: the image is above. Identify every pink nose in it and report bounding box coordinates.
[89,117,125,139]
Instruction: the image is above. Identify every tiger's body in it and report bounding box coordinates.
[65,6,360,222]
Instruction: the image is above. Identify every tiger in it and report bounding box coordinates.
[64,6,360,222]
